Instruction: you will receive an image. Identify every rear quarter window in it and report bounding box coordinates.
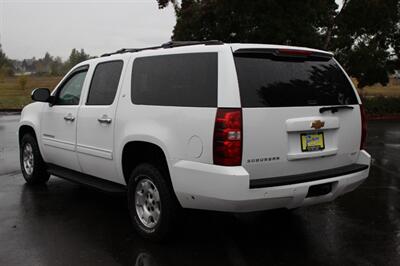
[131,53,218,107]
[234,53,358,107]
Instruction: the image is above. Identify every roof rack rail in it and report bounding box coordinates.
[161,40,223,48]
[101,40,223,57]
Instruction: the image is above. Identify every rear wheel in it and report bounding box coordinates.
[20,134,50,185]
[127,163,178,241]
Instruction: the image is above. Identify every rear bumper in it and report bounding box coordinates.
[249,163,369,188]
[171,150,371,212]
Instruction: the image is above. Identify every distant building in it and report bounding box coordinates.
[11,60,23,72]
[12,59,36,75]
[21,59,36,74]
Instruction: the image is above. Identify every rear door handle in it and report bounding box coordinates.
[97,115,112,124]
[64,114,75,122]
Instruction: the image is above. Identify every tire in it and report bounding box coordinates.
[127,163,178,241]
[20,133,50,185]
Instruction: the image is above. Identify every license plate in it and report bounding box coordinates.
[301,132,325,152]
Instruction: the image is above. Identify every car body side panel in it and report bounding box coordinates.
[114,103,217,189]
[114,46,235,189]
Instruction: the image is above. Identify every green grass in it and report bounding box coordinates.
[354,78,400,97]
[0,76,62,109]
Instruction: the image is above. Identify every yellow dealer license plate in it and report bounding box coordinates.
[301,132,325,152]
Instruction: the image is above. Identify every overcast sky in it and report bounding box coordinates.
[0,0,176,60]
[0,0,343,61]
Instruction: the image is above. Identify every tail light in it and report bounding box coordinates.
[213,108,242,166]
[360,104,367,150]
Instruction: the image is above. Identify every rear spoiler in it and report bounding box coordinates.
[234,48,333,61]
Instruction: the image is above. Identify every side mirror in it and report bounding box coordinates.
[31,88,51,102]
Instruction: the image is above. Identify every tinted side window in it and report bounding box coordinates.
[131,53,217,107]
[234,54,358,107]
[56,70,87,105]
[86,61,123,105]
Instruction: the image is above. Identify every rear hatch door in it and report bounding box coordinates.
[233,47,362,182]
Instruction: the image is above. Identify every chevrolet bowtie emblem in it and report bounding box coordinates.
[311,120,325,130]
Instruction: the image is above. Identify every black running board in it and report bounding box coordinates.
[47,164,126,194]
[250,163,369,189]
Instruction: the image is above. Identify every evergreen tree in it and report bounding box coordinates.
[0,43,13,77]
[65,48,90,72]
[157,0,400,88]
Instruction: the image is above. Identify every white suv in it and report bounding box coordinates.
[18,41,371,240]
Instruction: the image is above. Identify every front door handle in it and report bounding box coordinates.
[64,114,75,122]
[97,115,112,124]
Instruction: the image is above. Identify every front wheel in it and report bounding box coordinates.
[127,163,178,241]
[20,134,50,185]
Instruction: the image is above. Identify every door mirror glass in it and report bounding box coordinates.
[31,88,51,102]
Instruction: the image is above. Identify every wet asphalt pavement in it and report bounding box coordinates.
[0,113,399,266]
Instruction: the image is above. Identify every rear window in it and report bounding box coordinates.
[131,53,217,107]
[234,52,358,107]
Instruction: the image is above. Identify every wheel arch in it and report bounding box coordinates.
[18,103,44,153]
[18,123,38,145]
[121,140,173,188]
[18,123,47,159]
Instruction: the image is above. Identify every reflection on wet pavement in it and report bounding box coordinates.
[0,114,20,175]
[0,115,399,266]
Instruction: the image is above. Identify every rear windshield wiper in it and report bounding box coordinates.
[319,106,354,114]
